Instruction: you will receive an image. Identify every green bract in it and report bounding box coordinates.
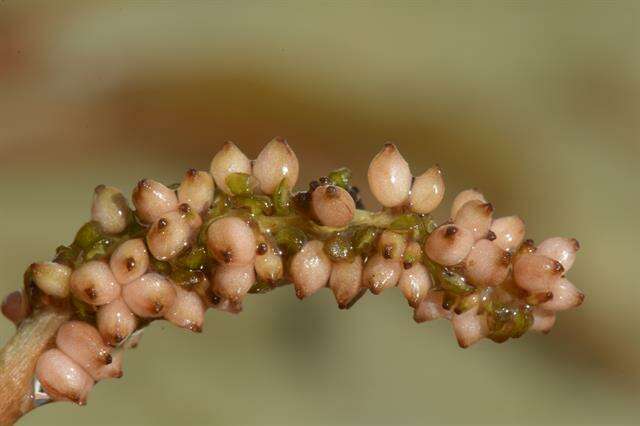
[273,178,291,216]
[74,222,103,251]
[274,227,307,256]
[328,167,352,190]
[226,173,253,196]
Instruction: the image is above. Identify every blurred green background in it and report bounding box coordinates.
[1,1,638,425]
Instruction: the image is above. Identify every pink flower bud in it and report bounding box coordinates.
[398,263,431,308]
[177,169,215,214]
[209,141,252,194]
[70,261,121,306]
[254,242,283,285]
[362,254,401,295]
[489,215,525,252]
[35,349,94,405]
[132,179,178,224]
[165,285,206,332]
[409,165,445,214]
[530,308,556,333]
[213,264,256,303]
[290,240,332,299]
[122,273,176,318]
[31,261,72,298]
[454,200,493,240]
[96,298,138,346]
[540,278,584,311]
[91,185,131,234]
[329,256,364,309]
[206,217,256,266]
[377,230,407,261]
[451,306,488,348]
[367,143,412,207]
[109,238,149,284]
[253,137,299,194]
[55,321,116,381]
[463,239,511,287]
[536,237,580,272]
[451,189,486,218]
[413,291,451,323]
[424,224,474,266]
[311,185,355,228]
[146,211,192,261]
[513,254,564,293]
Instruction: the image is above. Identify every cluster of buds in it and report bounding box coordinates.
[1,139,583,407]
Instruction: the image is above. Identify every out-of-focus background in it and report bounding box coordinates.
[0,1,638,425]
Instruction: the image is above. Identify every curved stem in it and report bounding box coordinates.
[0,309,70,426]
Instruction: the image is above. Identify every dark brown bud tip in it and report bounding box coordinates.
[221,250,233,264]
[457,337,470,349]
[325,185,338,197]
[85,287,98,300]
[383,142,396,152]
[256,243,268,255]
[103,353,113,365]
[157,218,168,230]
[295,287,305,300]
[571,238,581,251]
[552,260,565,274]
[178,203,191,215]
[383,245,394,259]
[403,261,412,270]
[499,251,512,266]
[338,303,347,310]
[577,292,585,306]
[125,257,136,271]
[187,323,203,333]
[152,301,164,314]
[137,179,150,190]
[94,184,106,193]
[186,168,198,178]
[486,231,497,241]
[482,203,494,215]
[444,225,459,238]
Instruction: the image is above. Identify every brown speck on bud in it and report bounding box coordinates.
[84,287,98,300]
[383,245,393,259]
[97,298,138,346]
[463,239,510,287]
[256,242,268,256]
[377,230,406,261]
[146,211,192,261]
[103,353,113,365]
[152,301,164,314]
[178,203,191,215]
[157,218,168,230]
[125,257,136,271]
[367,143,412,207]
[444,226,458,238]
[513,254,564,293]
[487,231,496,241]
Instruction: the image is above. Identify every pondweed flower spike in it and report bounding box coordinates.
[0,140,584,425]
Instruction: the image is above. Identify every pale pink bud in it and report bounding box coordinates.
[56,321,116,381]
[367,143,412,207]
[165,285,206,332]
[132,179,178,224]
[209,141,252,194]
[91,185,131,234]
[530,308,556,333]
[409,165,445,214]
[451,189,486,218]
[489,216,526,252]
[362,254,402,295]
[70,261,121,306]
[206,217,256,266]
[290,240,332,299]
[253,137,299,194]
[311,185,355,228]
[254,242,283,285]
[513,254,564,293]
[413,291,451,323]
[177,169,215,214]
[96,298,138,346]
[451,306,488,348]
[377,230,407,261]
[109,238,149,284]
[35,349,94,405]
[540,278,584,312]
[31,261,72,298]
[146,211,191,261]
[122,272,176,318]
[536,237,580,272]
[463,239,511,287]
[329,256,364,309]
[1,291,28,325]
[424,224,474,266]
[398,263,431,308]
[213,264,256,303]
[454,200,493,240]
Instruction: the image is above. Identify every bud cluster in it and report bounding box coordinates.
[1,138,583,406]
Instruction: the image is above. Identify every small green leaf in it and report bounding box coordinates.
[226,173,253,196]
[274,227,307,256]
[328,167,352,190]
[353,226,378,254]
[438,268,475,295]
[74,221,103,251]
[273,178,291,216]
[234,195,274,216]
